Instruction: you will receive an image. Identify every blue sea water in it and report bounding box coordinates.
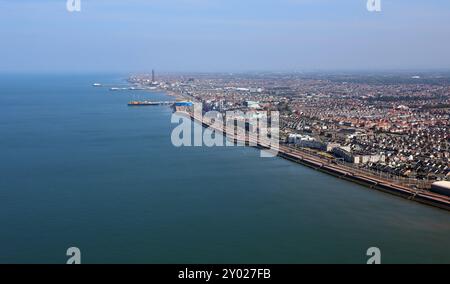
[0,74,449,264]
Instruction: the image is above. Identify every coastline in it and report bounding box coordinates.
[179,110,450,212]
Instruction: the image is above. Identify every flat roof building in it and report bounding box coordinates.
[431,181,450,197]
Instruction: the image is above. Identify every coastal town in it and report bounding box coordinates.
[127,71,450,206]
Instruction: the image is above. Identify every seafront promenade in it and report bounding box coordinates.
[181,111,450,211]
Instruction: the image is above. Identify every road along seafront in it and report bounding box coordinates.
[173,109,450,212]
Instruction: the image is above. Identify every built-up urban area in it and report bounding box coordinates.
[128,72,450,195]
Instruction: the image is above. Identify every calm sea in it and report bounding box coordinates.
[0,74,449,264]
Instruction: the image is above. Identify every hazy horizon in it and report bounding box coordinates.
[1,0,449,73]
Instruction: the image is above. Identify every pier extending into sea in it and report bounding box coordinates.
[128,101,175,106]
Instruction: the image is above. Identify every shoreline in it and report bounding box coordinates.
[179,111,450,212]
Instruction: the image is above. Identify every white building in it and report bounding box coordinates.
[353,154,386,165]
[431,181,450,197]
[288,134,326,150]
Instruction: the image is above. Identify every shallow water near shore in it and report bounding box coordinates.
[0,74,449,264]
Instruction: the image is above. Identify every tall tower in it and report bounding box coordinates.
[152,69,155,83]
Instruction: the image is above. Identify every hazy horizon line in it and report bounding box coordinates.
[2,68,450,76]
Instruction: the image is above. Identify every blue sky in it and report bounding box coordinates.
[0,0,449,72]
